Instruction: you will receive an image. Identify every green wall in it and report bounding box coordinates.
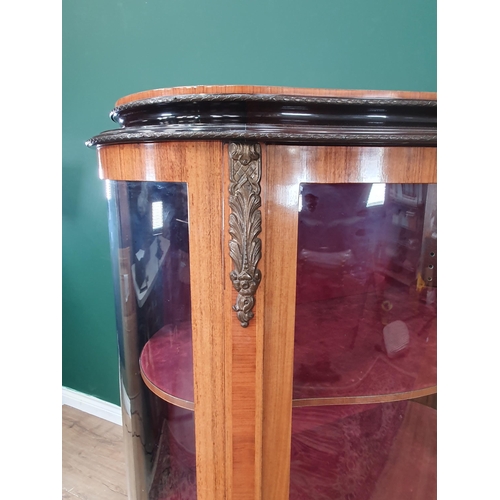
[62,0,436,406]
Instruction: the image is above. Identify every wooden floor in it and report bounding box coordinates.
[62,405,127,499]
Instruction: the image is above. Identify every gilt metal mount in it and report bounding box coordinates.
[228,143,262,327]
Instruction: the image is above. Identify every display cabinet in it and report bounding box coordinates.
[87,85,437,500]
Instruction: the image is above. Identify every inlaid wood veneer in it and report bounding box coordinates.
[89,86,437,500]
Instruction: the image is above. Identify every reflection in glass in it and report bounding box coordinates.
[294,183,437,400]
[290,399,436,500]
[107,181,196,500]
[366,183,386,207]
[290,183,436,500]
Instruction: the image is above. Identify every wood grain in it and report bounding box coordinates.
[270,145,437,185]
[292,386,437,407]
[99,139,267,500]
[183,141,226,500]
[261,144,437,500]
[223,143,265,500]
[115,85,436,106]
[230,293,258,500]
[261,146,299,500]
[97,139,437,500]
[98,141,227,500]
[222,144,234,500]
[254,146,266,500]
[62,405,127,499]
[97,142,189,182]
[139,366,195,411]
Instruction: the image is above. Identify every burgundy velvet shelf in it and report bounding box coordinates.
[290,401,436,500]
[140,322,194,410]
[141,379,436,500]
[142,374,436,500]
[294,271,437,401]
[294,182,437,402]
[140,281,436,410]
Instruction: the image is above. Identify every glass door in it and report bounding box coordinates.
[289,182,437,500]
[107,180,197,500]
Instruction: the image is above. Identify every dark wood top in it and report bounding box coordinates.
[87,85,437,148]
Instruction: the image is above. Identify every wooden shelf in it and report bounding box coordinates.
[293,386,437,407]
[139,323,194,411]
[140,279,436,412]
[293,284,437,401]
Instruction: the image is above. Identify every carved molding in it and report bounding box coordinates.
[228,143,262,328]
[86,129,437,147]
[87,92,436,147]
[111,93,437,115]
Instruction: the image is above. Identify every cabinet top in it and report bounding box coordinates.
[115,85,436,107]
[87,86,436,148]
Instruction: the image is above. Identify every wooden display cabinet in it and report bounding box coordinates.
[87,86,437,500]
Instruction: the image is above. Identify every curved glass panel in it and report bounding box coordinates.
[294,183,437,401]
[107,181,196,500]
[290,398,436,500]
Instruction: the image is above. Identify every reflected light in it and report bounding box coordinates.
[366,183,386,207]
[152,201,163,230]
[105,179,112,201]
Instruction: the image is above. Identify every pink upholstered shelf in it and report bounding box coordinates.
[293,283,437,401]
[140,322,194,410]
[294,183,437,403]
[290,401,436,500]
[140,287,437,411]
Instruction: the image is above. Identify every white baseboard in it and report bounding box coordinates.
[62,387,122,426]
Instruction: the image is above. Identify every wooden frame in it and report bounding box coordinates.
[91,86,437,500]
[261,145,436,500]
